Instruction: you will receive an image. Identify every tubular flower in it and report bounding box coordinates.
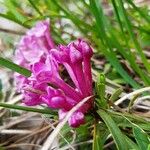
[14,19,55,91]
[14,20,93,127]
[15,19,55,65]
[50,39,93,127]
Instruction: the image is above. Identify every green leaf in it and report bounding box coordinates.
[133,127,150,150]
[147,144,150,150]
[93,122,103,150]
[4,0,27,23]
[97,109,128,150]
[92,123,109,150]
[0,0,31,28]
[0,13,30,28]
[96,74,107,108]
[0,57,31,77]
[116,0,150,74]
[110,0,150,85]
[89,0,139,88]
[125,136,140,150]
[109,88,123,102]
[51,0,92,35]
[0,103,56,115]
[28,0,43,16]
[126,0,150,23]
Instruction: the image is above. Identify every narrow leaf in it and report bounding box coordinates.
[133,127,150,150]
[0,103,56,115]
[109,88,123,102]
[28,0,43,16]
[117,0,150,73]
[93,122,103,150]
[90,0,139,88]
[98,109,128,150]
[96,74,107,108]
[125,136,140,150]
[0,13,30,28]
[0,57,31,77]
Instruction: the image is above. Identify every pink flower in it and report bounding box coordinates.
[68,111,85,127]
[22,81,46,106]
[42,87,71,109]
[59,109,85,128]
[15,19,55,65]
[14,19,93,128]
[51,39,93,97]
[14,19,55,91]
[31,55,83,102]
[50,39,93,127]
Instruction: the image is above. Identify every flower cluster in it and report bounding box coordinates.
[14,19,93,127]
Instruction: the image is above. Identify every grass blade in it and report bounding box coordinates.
[0,102,56,115]
[0,13,30,28]
[28,0,43,16]
[90,0,139,88]
[51,0,92,35]
[133,127,150,150]
[117,0,150,73]
[125,136,140,150]
[98,109,128,150]
[92,122,103,150]
[0,57,31,77]
[126,0,150,23]
[110,0,150,85]
[5,0,27,23]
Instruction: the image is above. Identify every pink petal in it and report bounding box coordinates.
[68,112,85,128]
